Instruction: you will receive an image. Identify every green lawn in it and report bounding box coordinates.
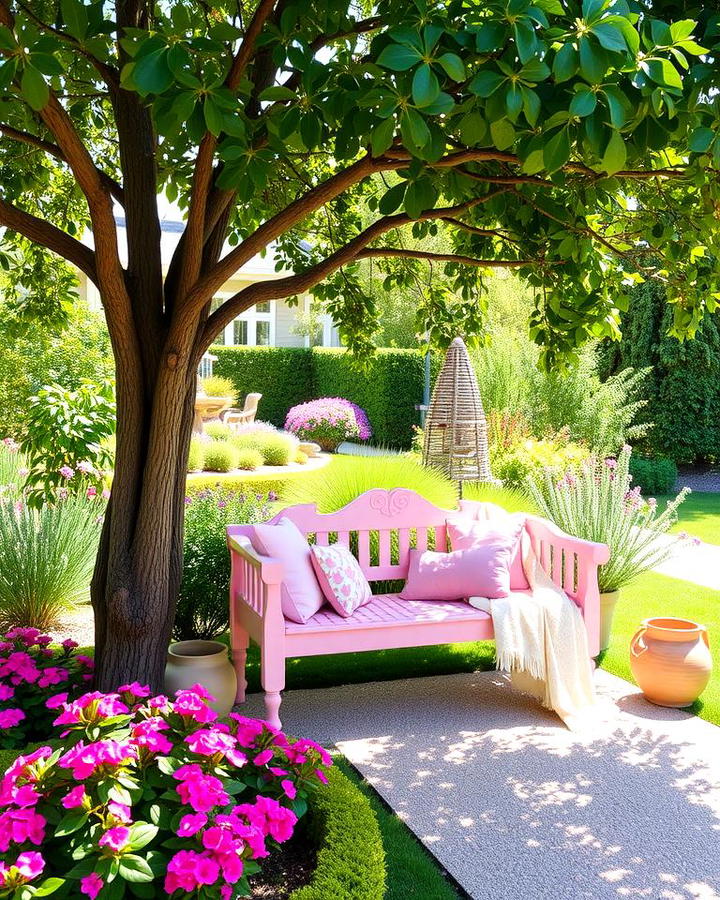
[334,757,461,900]
[663,490,720,546]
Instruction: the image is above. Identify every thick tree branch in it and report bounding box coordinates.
[354,248,535,266]
[198,189,511,348]
[0,197,97,282]
[0,124,125,205]
[227,0,278,90]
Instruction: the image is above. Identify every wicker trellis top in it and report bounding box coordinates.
[422,337,495,482]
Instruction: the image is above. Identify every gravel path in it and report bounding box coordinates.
[240,669,720,900]
[677,468,720,493]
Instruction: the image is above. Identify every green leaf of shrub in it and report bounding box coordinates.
[553,43,578,82]
[117,855,154,883]
[133,48,173,94]
[258,86,296,101]
[61,0,89,40]
[490,118,515,150]
[570,89,597,116]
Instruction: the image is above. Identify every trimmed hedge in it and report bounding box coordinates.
[629,456,678,496]
[212,346,437,449]
[292,765,386,900]
[186,469,310,499]
[213,347,315,429]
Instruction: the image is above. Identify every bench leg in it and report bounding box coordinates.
[261,645,285,730]
[230,615,249,705]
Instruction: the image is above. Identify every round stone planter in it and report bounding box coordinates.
[599,590,620,653]
[165,640,236,716]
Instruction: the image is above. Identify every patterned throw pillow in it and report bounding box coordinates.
[310,544,373,618]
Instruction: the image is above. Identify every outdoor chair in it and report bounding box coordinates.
[223,393,262,431]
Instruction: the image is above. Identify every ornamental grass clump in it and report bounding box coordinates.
[0,490,104,632]
[527,444,690,593]
[0,683,330,898]
[284,399,372,452]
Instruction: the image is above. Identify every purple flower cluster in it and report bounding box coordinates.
[284,398,372,451]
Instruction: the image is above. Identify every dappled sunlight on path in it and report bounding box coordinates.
[242,670,720,899]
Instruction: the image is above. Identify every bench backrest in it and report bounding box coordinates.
[267,487,454,583]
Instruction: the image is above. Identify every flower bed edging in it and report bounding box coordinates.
[291,765,386,900]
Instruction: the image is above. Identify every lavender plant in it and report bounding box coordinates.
[527,445,691,593]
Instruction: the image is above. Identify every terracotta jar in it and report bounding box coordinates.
[165,640,237,716]
[630,617,712,708]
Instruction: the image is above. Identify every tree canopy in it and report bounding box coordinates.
[0,0,718,369]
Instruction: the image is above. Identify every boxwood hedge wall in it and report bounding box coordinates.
[212,346,437,449]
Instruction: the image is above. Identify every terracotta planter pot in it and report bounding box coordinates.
[630,617,712,708]
[599,590,620,653]
[165,640,237,716]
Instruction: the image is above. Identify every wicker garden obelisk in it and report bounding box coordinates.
[422,337,495,491]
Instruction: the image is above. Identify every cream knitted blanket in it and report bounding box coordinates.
[469,535,596,730]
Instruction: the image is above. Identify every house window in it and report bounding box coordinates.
[213,295,275,346]
[256,321,271,346]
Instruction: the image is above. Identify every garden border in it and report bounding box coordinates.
[291,764,386,899]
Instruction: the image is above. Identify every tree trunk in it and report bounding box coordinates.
[90,352,196,693]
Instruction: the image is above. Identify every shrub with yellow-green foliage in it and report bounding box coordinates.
[199,375,236,399]
[236,448,264,471]
[202,441,239,473]
[492,437,589,489]
[187,437,206,472]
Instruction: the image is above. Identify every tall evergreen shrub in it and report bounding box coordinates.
[598,281,720,463]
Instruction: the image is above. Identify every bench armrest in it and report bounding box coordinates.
[227,532,285,624]
[227,534,284,585]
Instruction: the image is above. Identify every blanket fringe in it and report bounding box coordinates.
[495,649,545,682]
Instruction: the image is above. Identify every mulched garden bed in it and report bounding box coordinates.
[249,827,317,898]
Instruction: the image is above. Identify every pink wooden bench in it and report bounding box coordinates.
[227,488,609,728]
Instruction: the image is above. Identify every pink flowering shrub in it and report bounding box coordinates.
[0,629,93,750]
[0,684,330,898]
[284,398,372,452]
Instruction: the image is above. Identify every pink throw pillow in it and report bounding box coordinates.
[252,517,325,624]
[446,514,529,591]
[310,545,372,618]
[399,541,514,602]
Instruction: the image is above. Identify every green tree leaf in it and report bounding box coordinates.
[379,181,406,215]
[570,88,597,117]
[371,117,396,156]
[543,128,571,172]
[490,118,516,150]
[514,20,539,64]
[258,86,296,101]
[60,0,88,41]
[117,855,154,883]
[475,22,507,53]
[602,129,627,174]
[436,53,465,81]
[469,70,505,97]
[553,43,578,82]
[401,107,431,151]
[20,65,49,111]
[591,23,626,53]
[412,64,440,108]
[579,37,607,83]
[645,58,683,92]
[689,127,714,153]
[377,43,423,71]
[133,48,173,94]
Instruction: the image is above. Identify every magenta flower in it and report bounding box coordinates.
[80,873,104,899]
[165,850,220,893]
[37,667,69,689]
[98,825,131,853]
[61,786,86,809]
[131,717,173,754]
[0,685,14,701]
[173,688,217,724]
[86,486,97,498]
[0,850,45,886]
[61,638,79,651]
[0,709,25,729]
[58,739,136,780]
[236,795,298,843]
[0,808,46,851]
[186,729,247,766]
[176,813,207,837]
[58,465,74,480]
[173,764,229,813]
[118,681,151,699]
[107,802,131,824]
